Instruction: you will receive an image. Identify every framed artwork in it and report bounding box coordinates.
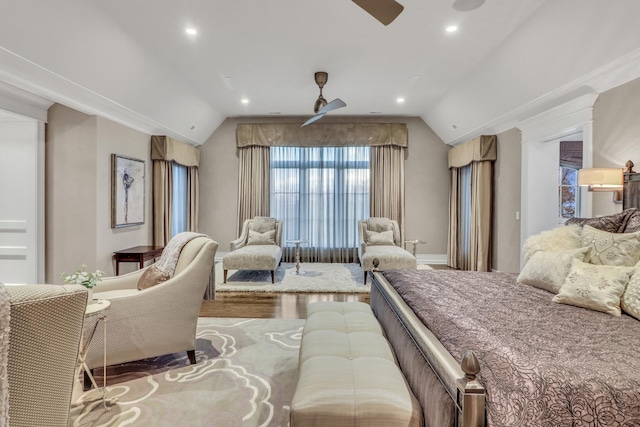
[111,154,145,228]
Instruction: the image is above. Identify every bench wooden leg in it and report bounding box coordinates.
[271,270,275,284]
[364,271,367,284]
[187,349,196,364]
[223,269,228,283]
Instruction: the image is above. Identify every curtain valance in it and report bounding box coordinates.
[236,123,408,148]
[151,135,200,167]
[448,135,497,168]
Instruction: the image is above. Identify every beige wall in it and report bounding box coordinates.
[492,128,522,273]
[592,77,640,216]
[46,104,152,282]
[198,116,450,259]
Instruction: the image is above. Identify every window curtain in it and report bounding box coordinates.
[447,135,496,271]
[270,146,370,263]
[151,136,200,246]
[236,146,270,235]
[370,145,406,243]
[236,122,408,262]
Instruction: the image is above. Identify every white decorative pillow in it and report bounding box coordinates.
[522,225,582,264]
[620,261,640,320]
[580,224,640,267]
[552,258,635,316]
[247,229,276,245]
[365,229,395,246]
[517,247,591,294]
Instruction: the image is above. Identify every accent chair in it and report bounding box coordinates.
[223,216,283,284]
[358,217,416,284]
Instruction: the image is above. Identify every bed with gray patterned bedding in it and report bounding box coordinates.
[370,269,640,427]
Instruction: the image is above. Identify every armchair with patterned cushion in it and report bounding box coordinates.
[84,235,218,384]
[358,217,416,284]
[223,217,283,284]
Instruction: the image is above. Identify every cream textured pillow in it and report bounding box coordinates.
[517,247,591,294]
[247,229,276,245]
[552,258,635,316]
[365,229,395,246]
[522,225,582,264]
[580,224,640,266]
[620,261,640,320]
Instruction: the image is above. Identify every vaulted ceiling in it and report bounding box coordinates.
[0,0,639,146]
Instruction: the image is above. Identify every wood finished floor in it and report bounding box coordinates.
[200,264,450,319]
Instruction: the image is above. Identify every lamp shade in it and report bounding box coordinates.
[577,168,623,188]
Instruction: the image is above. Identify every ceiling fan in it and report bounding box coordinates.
[301,72,346,127]
[452,0,486,12]
[352,0,404,26]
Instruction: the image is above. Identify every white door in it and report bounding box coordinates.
[0,114,44,284]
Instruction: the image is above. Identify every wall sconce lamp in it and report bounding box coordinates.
[578,167,623,203]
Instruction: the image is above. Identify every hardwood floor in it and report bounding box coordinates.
[200,292,369,319]
[199,264,449,319]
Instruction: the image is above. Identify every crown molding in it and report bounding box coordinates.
[0,47,202,145]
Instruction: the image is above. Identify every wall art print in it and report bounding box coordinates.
[111,154,145,228]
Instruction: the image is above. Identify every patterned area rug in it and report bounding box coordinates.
[70,318,304,427]
[215,262,433,293]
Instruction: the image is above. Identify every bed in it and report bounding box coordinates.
[370,268,640,427]
[370,163,640,427]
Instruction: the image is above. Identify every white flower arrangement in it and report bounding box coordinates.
[61,264,105,289]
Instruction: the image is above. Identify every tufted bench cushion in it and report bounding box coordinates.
[291,301,423,427]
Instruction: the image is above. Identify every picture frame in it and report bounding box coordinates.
[111,154,145,228]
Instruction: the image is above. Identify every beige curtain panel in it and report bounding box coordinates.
[370,145,406,243]
[152,135,201,247]
[236,146,271,235]
[447,135,496,272]
[151,135,200,166]
[236,123,408,148]
[448,135,497,168]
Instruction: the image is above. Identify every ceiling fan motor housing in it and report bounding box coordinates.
[313,71,329,113]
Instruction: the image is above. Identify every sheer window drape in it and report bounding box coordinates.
[236,146,270,235]
[270,146,370,263]
[370,145,406,242]
[447,135,496,271]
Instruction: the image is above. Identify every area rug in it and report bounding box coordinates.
[215,262,433,293]
[69,317,304,427]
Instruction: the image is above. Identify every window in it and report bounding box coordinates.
[171,162,188,237]
[558,166,579,220]
[270,146,370,262]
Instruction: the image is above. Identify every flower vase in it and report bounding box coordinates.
[87,287,93,302]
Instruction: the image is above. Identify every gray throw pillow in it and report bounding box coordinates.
[565,209,635,233]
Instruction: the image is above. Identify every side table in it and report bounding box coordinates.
[80,299,115,409]
[286,239,308,274]
[113,245,164,275]
[404,239,426,258]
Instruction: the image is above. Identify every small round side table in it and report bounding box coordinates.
[404,239,426,258]
[80,299,115,409]
[286,239,308,274]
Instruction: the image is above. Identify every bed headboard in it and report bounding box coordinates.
[623,160,640,210]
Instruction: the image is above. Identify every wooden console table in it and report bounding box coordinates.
[113,245,164,275]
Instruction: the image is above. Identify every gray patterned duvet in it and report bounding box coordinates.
[382,269,640,427]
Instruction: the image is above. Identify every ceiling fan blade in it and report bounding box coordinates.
[452,0,485,12]
[317,98,346,115]
[352,0,404,26]
[301,113,326,127]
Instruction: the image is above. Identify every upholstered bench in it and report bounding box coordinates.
[291,301,423,427]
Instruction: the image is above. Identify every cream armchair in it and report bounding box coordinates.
[358,217,416,284]
[4,284,87,427]
[223,217,283,283]
[84,236,217,382]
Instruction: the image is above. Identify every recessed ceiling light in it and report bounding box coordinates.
[446,25,458,33]
[185,28,197,36]
[396,98,405,104]
[241,99,249,104]
[370,111,383,114]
